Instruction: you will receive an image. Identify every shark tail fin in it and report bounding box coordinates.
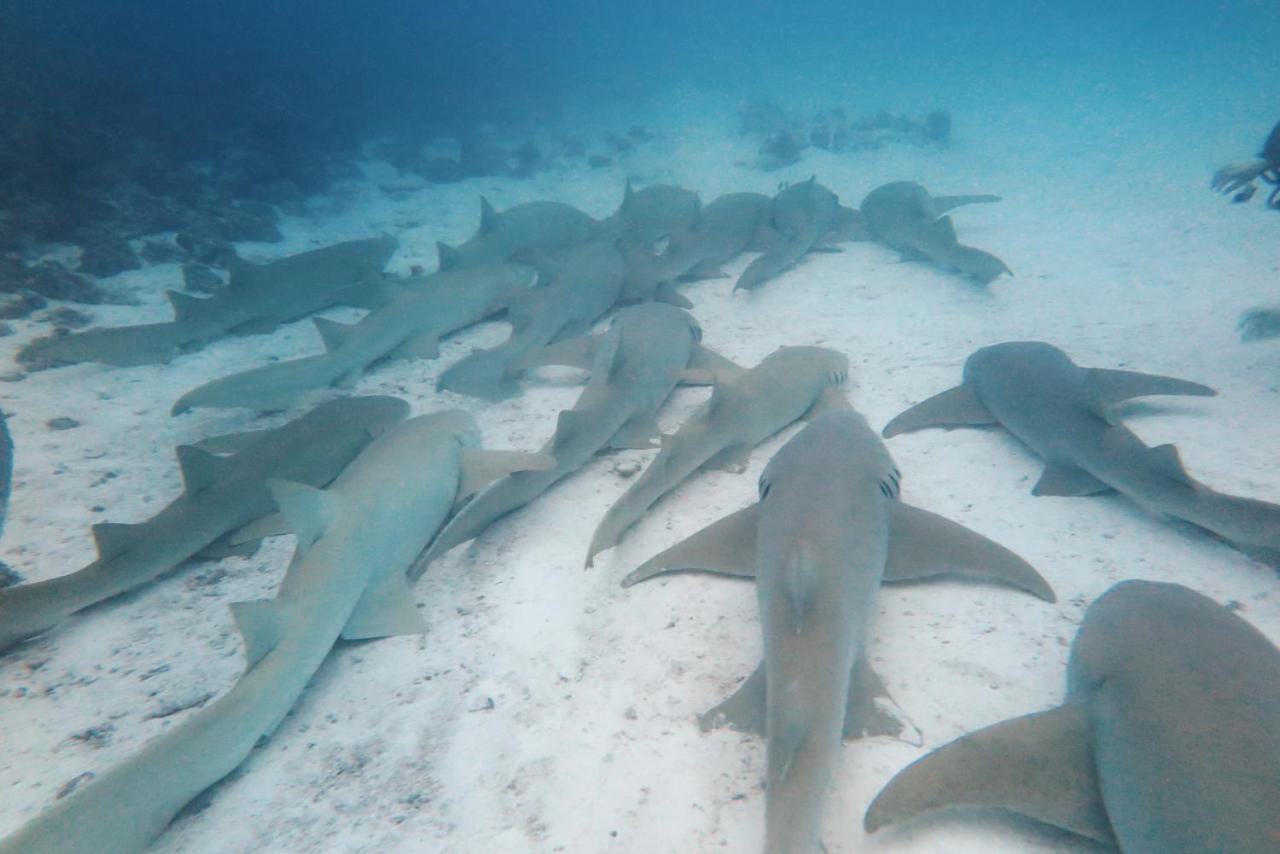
[267,479,342,550]
[1085,367,1216,411]
[882,384,996,438]
[231,599,285,671]
[863,702,1115,845]
[884,502,1056,602]
[458,448,556,501]
[621,504,759,587]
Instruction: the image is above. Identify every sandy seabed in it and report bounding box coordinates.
[0,100,1277,853]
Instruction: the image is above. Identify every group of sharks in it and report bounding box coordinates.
[2,175,1278,853]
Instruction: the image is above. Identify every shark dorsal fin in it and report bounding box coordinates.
[224,256,259,292]
[864,701,1115,845]
[230,599,284,671]
[1146,443,1196,485]
[342,572,426,640]
[92,522,143,561]
[313,317,357,352]
[621,178,635,210]
[437,241,461,271]
[166,290,211,323]
[551,409,591,457]
[267,479,341,549]
[479,197,499,235]
[458,448,557,500]
[176,444,233,493]
[929,214,959,245]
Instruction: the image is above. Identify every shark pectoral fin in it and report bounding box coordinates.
[231,599,284,670]
[803,384,853,419]
[653,281,694,308]
[175,445,234,493]
[698,661,767,735]
[882,384,995,437]
[609,414,662,450]
[682,259,728,280]
[863,702,1115,846]
[267,479,342,549]
[314,317,357,351]
[705,443,751,473]
[684,345,745,385]
[845,657,920,744]
[621,504,759,587]
[92,522,145,560]
[885,502,1056,602]
[1033,463,1112,498]
[229,512,290,546]
[458,448,557,499]
[514,334,598,371]
[192,427,272,455]
[389,329,440,361]
[1084,368,1216,412]
[342,573,426,640]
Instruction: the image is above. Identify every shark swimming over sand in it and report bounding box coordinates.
[734,178,840,292]
[171,262,535,414]
[0,410,553,854]
[437,241,625,400]
[436,198,598,271]
[0,396,409,653]
[18,236,399,369]
[624,410,1053,853]
[585,345,850,566]
[883,341,1280,558]
[416,303,738,576]
[859,181,1010,284]
[864,579,1280,852]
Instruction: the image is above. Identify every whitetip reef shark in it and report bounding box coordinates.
[883,341,1280,559]
[0,396,410,653]
[585,345,851,567]
[0,410,553,853]
[624,409,1053,853]
[171,262,535,414]
[859,180,1010,284]
[18,236,398,369]
[415,303,739,576]
[864,579,1280,852]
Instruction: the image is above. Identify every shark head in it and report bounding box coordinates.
[772,345,850,388]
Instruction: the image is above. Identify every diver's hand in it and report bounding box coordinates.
[1238,306,1280,341]
[1212,158,1268,194]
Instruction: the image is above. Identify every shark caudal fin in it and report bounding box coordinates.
[883,502,1056,601]
[863,702,1115,845]
[882,384,996,437]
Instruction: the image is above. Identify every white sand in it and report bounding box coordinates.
[0,101,1277,853]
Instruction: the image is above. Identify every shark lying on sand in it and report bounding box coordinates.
[438,241,625,400]
[0,411,553,854]
[883,341,1280,558]
[601,181,702,245]
[18,236,398,370]
[625,410,1052,853]
[734,178,840,292]
[416,304,739,576]
[859,181,1010,284]
[585,345,850,566]
[436,198,598,271]
[0,396,409,653]
[865,580,1280,852]
[171,262,535,414]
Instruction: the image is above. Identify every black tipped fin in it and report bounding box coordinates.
[882,384,996,438]
[622,504,759,587]
[231,599,284,671]
[863,702,1114,845]
[1033,463,1112,498]
[1085,367,1216,411]
[885,502,1056,602]
[698,661,766,735]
